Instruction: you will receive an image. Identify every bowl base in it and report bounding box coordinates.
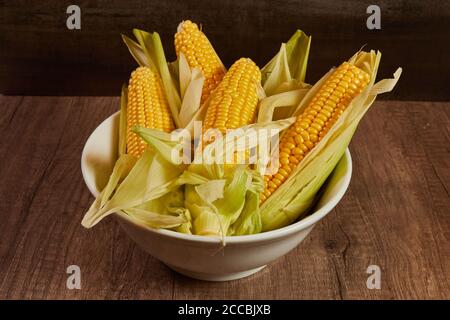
[166,264,267,281]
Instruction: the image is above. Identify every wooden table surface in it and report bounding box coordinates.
[0,96,448,299]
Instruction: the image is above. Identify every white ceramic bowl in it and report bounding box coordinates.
[81,112,352,281]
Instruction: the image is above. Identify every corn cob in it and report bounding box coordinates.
[126,66,175,157]
[202,58,261,137]
[174,20,226,104]
[261,62,370,202]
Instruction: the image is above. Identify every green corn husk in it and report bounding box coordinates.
[123,207,186,229]
[284,30,311,82]
[121,34,151,67]
[186,118,295,237]
[257,30,312,122]
[99,154,136,208]
[261,30,311,95]
[228,173,264,235]
[118,84,128,157]
[124,187,187,229]
[82,86,135,226]
[90,85,135,210]
[132,118,294,237]
[178,53,205,128]
[257,86,311,123]
[174,206,193,234]
[260,50,402,231]
[81,146,184,228]
[185,165,252,236]
[122,30,182,128]
[178,53,192,99]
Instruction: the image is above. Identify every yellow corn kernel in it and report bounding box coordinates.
[262,62,370,202]
[202,58,261,137]
[175,20,226,104]
[126,66,175,157]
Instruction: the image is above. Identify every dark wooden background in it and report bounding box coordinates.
[1,0,449,100]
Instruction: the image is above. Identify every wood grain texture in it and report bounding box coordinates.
[1,0,449,99]
[0,96,448,299]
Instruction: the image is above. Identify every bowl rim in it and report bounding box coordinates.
[81,112,352,244]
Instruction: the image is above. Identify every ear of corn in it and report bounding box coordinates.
[203,58,261,135]
[179,58,262,237]
[175,20,226,104]
[126,66,175,158]
[260,51,401,231]
[261,62,370,202]
[123,30,182,128]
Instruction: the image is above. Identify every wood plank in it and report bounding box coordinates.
[0,96,174,299]
[323,101,450,299]
[0,97,448,299]
[1,0,449,99]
